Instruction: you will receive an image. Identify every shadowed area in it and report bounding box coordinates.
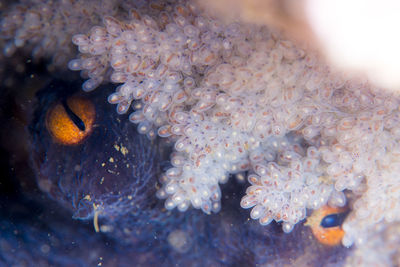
[0,74,351,266]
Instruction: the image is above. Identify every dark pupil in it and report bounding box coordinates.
[62,99,86,131]
[320,213,346,228]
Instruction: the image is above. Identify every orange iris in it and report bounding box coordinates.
[305,205,347,246]
[46,96,95,145]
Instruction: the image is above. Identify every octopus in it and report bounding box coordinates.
[0,60,349,267]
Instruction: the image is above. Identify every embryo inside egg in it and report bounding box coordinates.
[1,0,400,266]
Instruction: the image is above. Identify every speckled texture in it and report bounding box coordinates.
[1,0,400,266]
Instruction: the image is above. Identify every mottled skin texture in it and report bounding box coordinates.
[30,80,163,219]
[0,73,350,266]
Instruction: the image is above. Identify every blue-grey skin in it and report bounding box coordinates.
[0,79,350,266]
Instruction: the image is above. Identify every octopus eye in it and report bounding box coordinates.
[320,212,347,228]
[305,205,348,246]
[45,96,96,145]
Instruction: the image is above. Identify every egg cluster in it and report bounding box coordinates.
[345,221,400,266]
[64,0,400,246]
[240,137,336,233]
[0,0,120,68]
[3,0,400,259]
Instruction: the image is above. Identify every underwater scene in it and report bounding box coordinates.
[0,0,399,266]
